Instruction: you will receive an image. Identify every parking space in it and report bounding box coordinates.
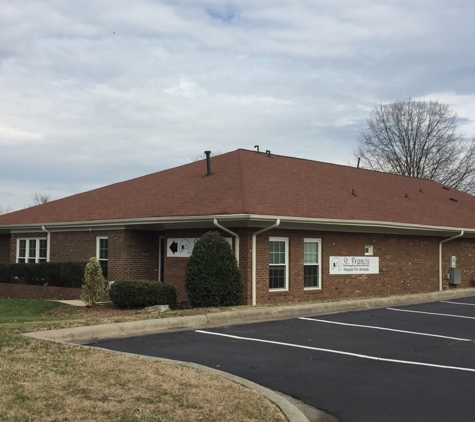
[88,297,475,422]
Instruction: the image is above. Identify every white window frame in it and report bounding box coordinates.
[16,238,47,264]
[96,236,109,279]
[304,238,322,290]
[269,237,289,291]
[365,245,373,256]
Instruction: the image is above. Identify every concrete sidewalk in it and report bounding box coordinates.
[27,288,475,343]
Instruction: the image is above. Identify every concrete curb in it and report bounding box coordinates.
[25,288,475,343]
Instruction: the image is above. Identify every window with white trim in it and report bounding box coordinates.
[97,236,108,279]
[269,237,288,290]
[304,238,321,289]
[17,238,47,263]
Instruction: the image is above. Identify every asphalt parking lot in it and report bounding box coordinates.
[88,297,475,422]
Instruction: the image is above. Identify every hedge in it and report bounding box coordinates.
[109,280,177,309]
[0,262,87,288]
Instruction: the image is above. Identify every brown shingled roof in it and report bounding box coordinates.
[1,148,475,229]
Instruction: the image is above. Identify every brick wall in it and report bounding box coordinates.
[116,230,159,281]
[252,229,475,305]
[4,228,474,305]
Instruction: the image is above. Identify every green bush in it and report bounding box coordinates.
[81,257,104,307]
[59,262,87,287]
[185,231,243,308]
[110,280,177,309]
[0,262,86,288]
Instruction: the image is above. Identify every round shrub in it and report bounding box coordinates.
[110,280,177,309]
[185,231,243,308]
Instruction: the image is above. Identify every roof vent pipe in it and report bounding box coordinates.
[266,150,271,157]
[205,151,212,176]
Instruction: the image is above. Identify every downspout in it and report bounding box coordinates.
[439,231,464,291]
[41,225,51,262]
[213,219,239,265]
[252,219,281,306]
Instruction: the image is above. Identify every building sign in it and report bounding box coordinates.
[167,237,232,257]
[329,256,379,275]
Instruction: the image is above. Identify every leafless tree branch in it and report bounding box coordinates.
[354,99,475,193]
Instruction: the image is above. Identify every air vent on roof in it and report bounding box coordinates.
[266,150,271,157]
[405,193,410,198]
[443,186,450,190]
[351,189,357,196]
[254,145,260,153]
[419,188,424,193]
[204,151,212,176]
[449,197,458,202]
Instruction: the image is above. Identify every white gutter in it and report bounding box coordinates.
[439,231,464,291]
[2,213,475,236]
[251,219,280,306]
[213,219,239,265]
[41,225,51,262]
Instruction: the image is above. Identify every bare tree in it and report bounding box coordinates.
[354,99,475,193]
[31,193,51,206]
[0,205,14,215]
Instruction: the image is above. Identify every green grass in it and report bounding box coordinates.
[0,298,63,323]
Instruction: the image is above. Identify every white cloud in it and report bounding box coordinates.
[1,0,475,210]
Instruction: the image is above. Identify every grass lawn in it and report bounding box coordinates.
[0,299,287,422]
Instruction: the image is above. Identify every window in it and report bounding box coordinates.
[17,238,47,263]
[365,245,373,256]
[304,238,321,289]
[97,236,108,279]
[269,237,288,290]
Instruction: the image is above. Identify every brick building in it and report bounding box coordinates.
[1,149,475,305]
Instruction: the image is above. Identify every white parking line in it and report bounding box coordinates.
[298,317,472,342]
[387,308,475,320]
[195,330,475,373]
[441,301,475,306]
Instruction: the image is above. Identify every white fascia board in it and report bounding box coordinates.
[2,213,475,236]
[1,215,252,232]
[247,214,475,236]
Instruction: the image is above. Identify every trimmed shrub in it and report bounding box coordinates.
[110,280,177,309]
[0,262,86,288]
[80,257,104,307]
[58,262,87,287]
[185,231,243,308]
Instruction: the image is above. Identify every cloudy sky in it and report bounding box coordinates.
[1,0,475,211]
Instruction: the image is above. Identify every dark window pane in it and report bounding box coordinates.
[99,260,108,279]
[39,239,47,259]
[29,240,36,261]
[304,265,319,288]
[18,240,26,259]
[269,266,285,289]
[99,238,108,260]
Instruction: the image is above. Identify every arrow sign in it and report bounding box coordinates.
[167,237,232,257]
[169,241,178,255]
